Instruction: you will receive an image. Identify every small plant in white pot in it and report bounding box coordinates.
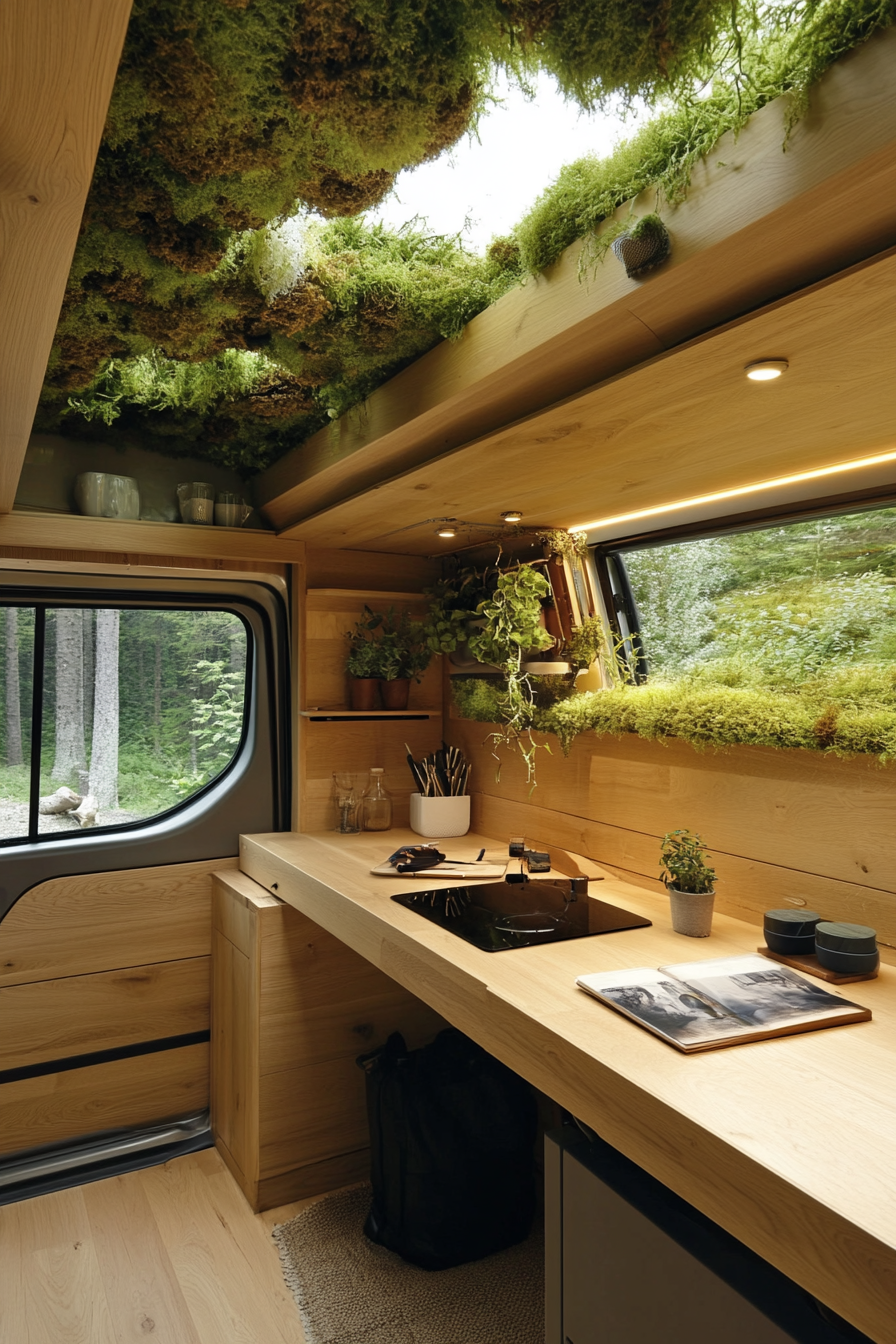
[659,829,717,937]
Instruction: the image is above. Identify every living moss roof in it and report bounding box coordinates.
[36,0,895,476]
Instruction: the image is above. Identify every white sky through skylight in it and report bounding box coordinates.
[365,71,648,253]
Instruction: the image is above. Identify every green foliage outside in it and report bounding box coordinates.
[37,0,894,473]
[452,507,896,764]
[0,608,247,826]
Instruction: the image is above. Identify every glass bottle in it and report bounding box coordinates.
[360,767,392,831]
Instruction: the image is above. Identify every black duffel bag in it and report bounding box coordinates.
[357,1028,537,1270]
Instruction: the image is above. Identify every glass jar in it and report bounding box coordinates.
[360,767,392,831]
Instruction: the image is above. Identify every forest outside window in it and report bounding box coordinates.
[615,504,896,707]
[0,605,249,844]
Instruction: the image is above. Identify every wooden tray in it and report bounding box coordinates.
[757,946,879,984]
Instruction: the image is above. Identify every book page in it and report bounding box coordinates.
[662,954,865,1028]
[576,967,755,1048]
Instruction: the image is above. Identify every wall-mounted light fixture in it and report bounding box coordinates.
[501,509,524,523]
[744,359,789,381]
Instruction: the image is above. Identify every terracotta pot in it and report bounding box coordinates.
[349,677,380,711]
[668,887,715,938]
[380,678,410,710]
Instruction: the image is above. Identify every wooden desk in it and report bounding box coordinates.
[239,828,896,1342]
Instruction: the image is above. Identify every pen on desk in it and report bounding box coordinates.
[476,848,485,861]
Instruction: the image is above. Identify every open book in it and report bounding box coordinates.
[576,954,871,1053]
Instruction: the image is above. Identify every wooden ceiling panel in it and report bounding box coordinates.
[0,0,134,514]
[283,252,896,552]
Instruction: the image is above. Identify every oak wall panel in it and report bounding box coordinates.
[0,858,237,987]
[450,719,896,945]
[0,1045,209,1158]
[0,957,209,1070]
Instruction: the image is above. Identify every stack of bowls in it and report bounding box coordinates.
[814,922,879,975]
[763,909,821,955]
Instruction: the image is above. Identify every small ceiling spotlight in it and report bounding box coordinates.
[435,522,458,539]
[744,359,789,381]
[501,509,524,523]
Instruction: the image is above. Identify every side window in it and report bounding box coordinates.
[611,505,896,689]
[1,604,248,844]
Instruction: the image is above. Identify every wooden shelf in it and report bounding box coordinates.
[301,709,441,719]
[305,588,426,601]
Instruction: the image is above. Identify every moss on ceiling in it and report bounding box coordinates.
[37,0,894,476]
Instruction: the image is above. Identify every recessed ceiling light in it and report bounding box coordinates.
[435,523,458,538]
[744,359,789,381]
[501,509,524,523]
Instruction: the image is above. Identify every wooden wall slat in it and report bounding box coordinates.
[0,957,209,1070]
[0,858,236,987]
[0,1044,209,1157]
[449,719,896,943]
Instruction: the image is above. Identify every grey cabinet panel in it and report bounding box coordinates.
[561,1147,795,1344]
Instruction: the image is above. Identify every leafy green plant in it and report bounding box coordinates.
[560,616,608,673]
[423,567,497,654]
[462,564,555,785]
[377,608,433,681]
[659,829,716,894]
[345,605,432,680]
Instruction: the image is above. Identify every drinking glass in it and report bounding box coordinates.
[333,772,360,833]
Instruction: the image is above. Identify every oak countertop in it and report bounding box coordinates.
[239,828,896,1341]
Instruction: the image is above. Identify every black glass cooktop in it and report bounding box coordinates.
[391,877,651,952]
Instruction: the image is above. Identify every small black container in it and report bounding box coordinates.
[763,908,821,955]
[815,921,879,975]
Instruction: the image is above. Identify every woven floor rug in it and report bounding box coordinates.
[273,1184,544,1344]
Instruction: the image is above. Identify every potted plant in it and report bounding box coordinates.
[659,829,717,937]
[378,609,432,709]
[346,606,389,710]
[528,614,609,706]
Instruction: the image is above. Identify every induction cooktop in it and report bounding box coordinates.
[391,877,652,952]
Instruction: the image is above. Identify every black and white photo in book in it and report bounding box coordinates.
[576,955,871,1052]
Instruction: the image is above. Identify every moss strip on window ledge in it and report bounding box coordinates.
[451,677,896,762]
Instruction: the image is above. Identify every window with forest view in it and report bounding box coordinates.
[0,606,248,843]
[619,505,896,708]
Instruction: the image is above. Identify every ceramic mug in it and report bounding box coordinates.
[215,493,252,527]
[75,472,141,520]
[177,482,215,525]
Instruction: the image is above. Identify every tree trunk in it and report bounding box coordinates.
[153,625,162,753]
[82,609,94,744]
[52,608,86,782]
[89,609,120,809]
[5,608,23,766]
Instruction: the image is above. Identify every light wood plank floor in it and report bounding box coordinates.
[0,1148,321,1343]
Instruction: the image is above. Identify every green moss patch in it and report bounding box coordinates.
[452,671,896,761]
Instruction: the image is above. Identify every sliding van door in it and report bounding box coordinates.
[0,570,289,1195]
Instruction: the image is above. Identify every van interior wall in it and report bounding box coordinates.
[450,715,896,949]
[295,546,896,949]
[297,547,441,832]
[0,543,287,1166]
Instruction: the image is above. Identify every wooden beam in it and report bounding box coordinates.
[257,28,896,531]
[0,0,134,514]
[278,251,896,550]
[0,510,305,563]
